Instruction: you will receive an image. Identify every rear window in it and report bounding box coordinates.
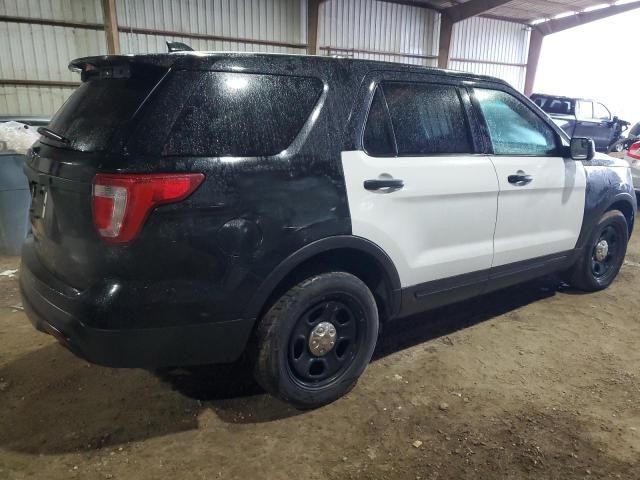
[45,65,166,152]
[163,72,323,157]
[531,95,575,115]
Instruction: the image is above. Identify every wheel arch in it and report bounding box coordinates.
[607,196,636,236]
[244,236,402,323]
[577,191,637,249]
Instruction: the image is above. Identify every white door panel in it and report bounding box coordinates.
[342,150,499,288]
[491,157,586,266]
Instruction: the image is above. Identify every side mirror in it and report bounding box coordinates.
[570,137,595,161]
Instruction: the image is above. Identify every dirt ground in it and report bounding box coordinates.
[1,234,640,480]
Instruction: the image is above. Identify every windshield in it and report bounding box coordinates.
[44,65,166,152]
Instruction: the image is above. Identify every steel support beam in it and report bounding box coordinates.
[536,0,640,35]
[122,25,306,50]
[101,0,120,55]
[524,28,543,96]
[437,14,453,69]
[307,0,322,55]
[445,0,514,23]
[0,15,103,30]
[321,45,437,62]
[0,79,80,88]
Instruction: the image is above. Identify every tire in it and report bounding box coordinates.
[254,272,379,409]
[567,210,629,291]
[607,142,624,154]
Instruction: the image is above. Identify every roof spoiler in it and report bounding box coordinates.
[167,41,194,52]
[68,55,174,81]
[69,60,131,81]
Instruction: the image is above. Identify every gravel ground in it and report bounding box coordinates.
[1,233,640,479]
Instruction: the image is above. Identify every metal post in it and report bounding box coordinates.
[308,0,321,55]
[102,0,120,55]
[438,14,453,69]
[524,28,543,96]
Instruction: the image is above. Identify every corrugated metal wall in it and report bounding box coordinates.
[0,0,103,22]
[449,16,531,91]
[0,0,307,116]
[117,0,306,54]
[0,0,105,115]
[318,0,440,66]
[316,1,530,89]
[0,0,532,116]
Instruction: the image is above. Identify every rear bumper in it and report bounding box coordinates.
[20,250,255,368]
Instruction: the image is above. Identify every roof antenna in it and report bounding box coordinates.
[166,41,194,52]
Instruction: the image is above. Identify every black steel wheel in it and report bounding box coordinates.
[590,224,620,279]
[254,272,379,409]
[287,298,362,387]
[568,210,628,291]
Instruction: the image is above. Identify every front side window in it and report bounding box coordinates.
[475,88,559,156]
[163,72,323,157]
[382,82,473,155]
[577,100,594,119]
[594,103,611,120]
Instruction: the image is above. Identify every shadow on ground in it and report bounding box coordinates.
[0,276,564,455]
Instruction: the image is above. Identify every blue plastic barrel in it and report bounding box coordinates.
[0,147,30,255]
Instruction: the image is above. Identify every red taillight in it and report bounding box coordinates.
[628,141,640,160]
[92,173,205,243]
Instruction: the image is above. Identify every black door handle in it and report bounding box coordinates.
[508,174,533,186]
[363,179,404,191]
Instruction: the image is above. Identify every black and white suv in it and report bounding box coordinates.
[21,52,637,409]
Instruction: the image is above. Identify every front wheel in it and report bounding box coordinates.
[567,210,629,291]
[607,142,625,154]
[254,272,379,409]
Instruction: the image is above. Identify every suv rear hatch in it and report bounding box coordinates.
[24,57,170,290]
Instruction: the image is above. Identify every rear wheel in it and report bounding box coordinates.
[567,210,628,291]
[254,272,379,409]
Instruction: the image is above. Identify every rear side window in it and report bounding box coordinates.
[363,87,395,156]
[382,82,472,155]
[45,65,166,152]
[475,89,558,156]
[163,72,323,157]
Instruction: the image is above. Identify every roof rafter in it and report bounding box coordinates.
[535,0,640,34]
[443,0,514,22]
